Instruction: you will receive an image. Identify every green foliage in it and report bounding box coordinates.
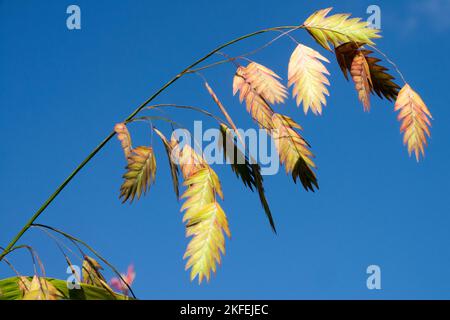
[0,277,130,300]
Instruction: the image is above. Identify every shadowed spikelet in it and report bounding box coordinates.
[272,113,318,191]
[153,128,180,199]
[219,124,255,190]
[335,42,361,80]
[219,124,276,232]
[364,50,400,101]
[394,84,432,161]
[335,43,400,102]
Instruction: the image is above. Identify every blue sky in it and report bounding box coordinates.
[1,0,450,299]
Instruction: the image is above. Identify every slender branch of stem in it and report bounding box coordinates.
[1,245,40,276]
[0,248,30,289]
[185,71,245,144]
[186,59,233,74]
[187,27,303,74]
[366,44,407,85]
[1,257,22,279]
[0,131,116,261]
[129,115,184,128]
[146,104,227,125]
[0,25,298,262]
[35,226,82,261]
[36,227,83,284]
[238,26,303,58]
[31,224,136,299]
[202,79,246,147]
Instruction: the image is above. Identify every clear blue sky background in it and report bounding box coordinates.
[1,0,449,299]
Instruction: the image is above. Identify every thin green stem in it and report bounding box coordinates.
[187,26,303,74]
[31,224,136,299]
[0,25,298,262]
[146,104,227,125]
[366,44,407,85]
[129,115,184,128]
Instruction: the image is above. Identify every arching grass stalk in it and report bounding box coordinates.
[0,25,299,262]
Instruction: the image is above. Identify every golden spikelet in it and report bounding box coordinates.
[394,84,432,161]
[304,7,381,51]
[272,113,318,191]
[174,144,230,283]
[181,168,230,284]
[233,62,286,129]
[288,44,330,115]
[350,51,372,112]
[240,62,287,105]
[120,146,156,203]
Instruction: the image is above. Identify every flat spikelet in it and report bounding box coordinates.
[175,145,230,283]
[288,44,330,115]
[219,124,255,189]
[120,146,156,203]
[154,128,180,199]
[181,170,229,284]
[394,84,432,161]
[335,42,361,80]
[233,62,286,129]
[363,50,400,101]
[114,123,133,161]
[335,43,400,101]
[272,113,318,191]
[240,62,287,105]
[219,124,276,232]
[304,7,381,51]
[350,52,372,112]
